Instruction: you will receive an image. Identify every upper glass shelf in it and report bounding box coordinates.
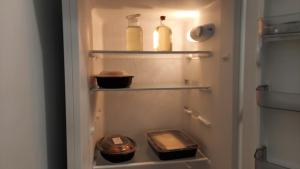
[89,50,212,58]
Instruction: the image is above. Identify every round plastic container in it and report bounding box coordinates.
[96,135,136,163]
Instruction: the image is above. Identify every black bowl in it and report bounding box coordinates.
[96,76,134,89]
[100,151,135,163]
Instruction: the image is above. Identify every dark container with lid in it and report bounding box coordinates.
[96,135,136,163]
[95,70,134,89]
[146,130,198,160]
[96,76,134,89]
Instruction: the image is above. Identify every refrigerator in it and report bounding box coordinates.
[61,0,300,169]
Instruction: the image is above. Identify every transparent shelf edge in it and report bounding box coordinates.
[93,135,209,169]
[263,12,300,24]
[89,50,212,58]
[264,11,300,20]
[263,32,300,42]
[93,154,208,169]
[91,83,211,92]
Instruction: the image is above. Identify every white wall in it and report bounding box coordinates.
[0,0,66,169]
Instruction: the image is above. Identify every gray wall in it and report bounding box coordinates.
[0,0,66,169]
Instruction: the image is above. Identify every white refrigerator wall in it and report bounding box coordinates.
[186,1,240,169]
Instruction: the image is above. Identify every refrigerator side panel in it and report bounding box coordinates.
[62,0,93,168]
[240,0,264,169]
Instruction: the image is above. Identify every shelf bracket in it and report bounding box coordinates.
[183,107,212,127]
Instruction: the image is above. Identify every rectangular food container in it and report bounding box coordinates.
[146,130,199,160]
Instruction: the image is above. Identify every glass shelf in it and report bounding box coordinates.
[89,50,212,58]
[92,83,211,92]
[93,135,209,169]
[256,86,300,112]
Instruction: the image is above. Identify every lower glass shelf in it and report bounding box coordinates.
[92,83,211,92]
[93,135,209,169]
[256,86,300,112]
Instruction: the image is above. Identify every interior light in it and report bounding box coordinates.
[188,24,216,42]
[187,29,198,42]
[173,11,200,18]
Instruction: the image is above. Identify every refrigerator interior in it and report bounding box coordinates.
[65,0,240,169]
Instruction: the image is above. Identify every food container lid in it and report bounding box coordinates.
[146,130,198,152]
[96,135,136,154]
[96,70,133,78]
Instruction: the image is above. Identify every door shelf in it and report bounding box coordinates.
[262,12,300,42]
[256,85,300,112]
[255,147,290,169]
[89,50,212,58]
[91,83,211,92]
[94,135,209,169]
[263,32,300,42]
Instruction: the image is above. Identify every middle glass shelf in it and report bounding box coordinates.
[91,83,211,92]
[89,50,212,59]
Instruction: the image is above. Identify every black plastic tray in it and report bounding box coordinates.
[146,130,198,160]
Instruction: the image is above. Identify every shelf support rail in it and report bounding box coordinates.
[183,107,212,127]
